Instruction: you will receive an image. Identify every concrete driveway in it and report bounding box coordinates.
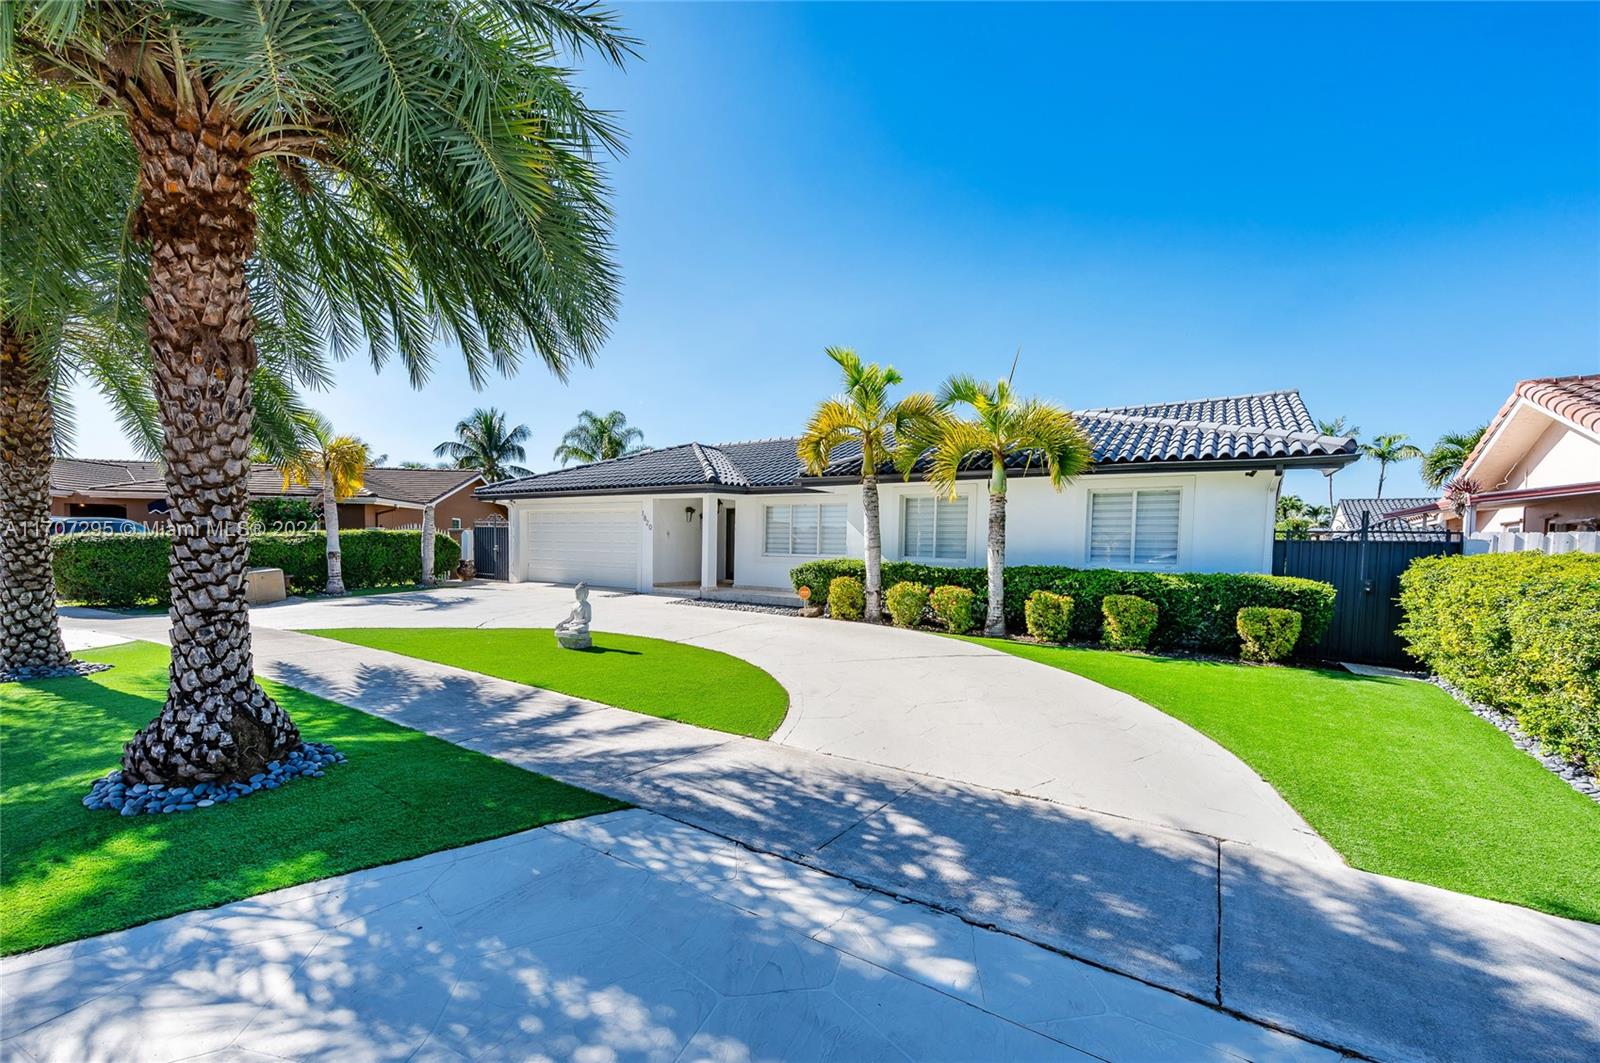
[42,585,1600,1062]
[241,580,1334,864]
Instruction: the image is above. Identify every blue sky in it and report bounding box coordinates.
[72,2,1599,502]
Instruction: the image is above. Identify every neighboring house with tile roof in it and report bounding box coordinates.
[49,460,504,540]
[478,389,1357,594]
[1328,497,1446,535]
[1389,374,1600,536]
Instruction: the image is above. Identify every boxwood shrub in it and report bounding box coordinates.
[791,559,1334,654]
[885,581,930,628]
[1102,594,1158,650]
[1024,590,1073,643]
[929,585,980,634]
[1236,606,1302,662]
[1399,552,1600,768]
[54,529,460,607]
[827,575,865,620]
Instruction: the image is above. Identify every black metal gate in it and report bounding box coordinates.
[473,520,509,580]
[1273,523,1461,666]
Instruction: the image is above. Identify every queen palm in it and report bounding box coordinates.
[917,370,1092,636]
[275,414,370,596]
[554,409,647,466]
[7,1,628,785]
[1360,432,1424,499]
[1422,426,1486,490]
[1,72,320,675]
[797,347,938,623]
[434,408,533,482]
[1315,416,1359,513]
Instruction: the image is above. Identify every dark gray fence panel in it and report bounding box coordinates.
[1273,534,1460,666]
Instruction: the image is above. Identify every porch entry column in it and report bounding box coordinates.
[701,494,719,591]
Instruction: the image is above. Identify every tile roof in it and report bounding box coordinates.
[823,390,1354,478]
[1331,497,1439,531]
[360,467,484,505]
[480,390,1355,499]
[477,439,811,499]
[50,458,164,493]
[58,463,484,506]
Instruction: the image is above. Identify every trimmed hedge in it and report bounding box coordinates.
[51,533,171,608]
[791,559,1334,655]
[885,582,930,628]
[1102,595,1158,650]
[827,575,865,620]
[1399,552,1600,768]
[1237,606,1302,662]
[1024,591,1073,643]
[929,585,980,634]
[54,529,460,607]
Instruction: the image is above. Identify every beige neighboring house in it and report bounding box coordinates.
[1393,374,1600,535]
[49,461,505,541]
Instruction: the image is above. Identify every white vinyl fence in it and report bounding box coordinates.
[1465,531,1600,556]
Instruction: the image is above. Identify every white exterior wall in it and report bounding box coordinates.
[502,469,1283,592]
[729,487,861,589]
[1474,423,1600,533]
[650,498,702,584]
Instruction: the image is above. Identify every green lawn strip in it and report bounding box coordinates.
[304,627,788,739]
[1,641,626,957]
[960,636,1600,924]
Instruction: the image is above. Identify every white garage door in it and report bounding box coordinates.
[525,507,640,589]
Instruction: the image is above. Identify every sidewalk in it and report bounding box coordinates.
[2,809,1336,1063]
[55,616,1600,1062]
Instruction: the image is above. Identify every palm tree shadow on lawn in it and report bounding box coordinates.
[1,659,620,957]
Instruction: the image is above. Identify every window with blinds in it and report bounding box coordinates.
[1088,489,1180,567]
[902,495,968,561]
[764,503,846,556]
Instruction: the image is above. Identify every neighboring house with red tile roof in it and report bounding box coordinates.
[49,461,504,540]
[1394,374,1600,535]
[480,389,1359,592]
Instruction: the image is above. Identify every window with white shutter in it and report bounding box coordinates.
[765,503,847,556]
[1089,489,1181,567]
[903,495,967,561]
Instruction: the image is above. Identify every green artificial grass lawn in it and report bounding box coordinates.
[961,636,1600,923]
[0,641,626,956]
[305,627,790,739]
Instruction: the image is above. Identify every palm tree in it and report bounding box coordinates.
[434,408,533,482]
[1422,426,1486,490]
[1315,416,1359,513]
[275,414,370,596]
[1360,433,1424,499]
[1,72,320,675]
[553,409,647,466]
[7,2,629,786]
[917,368,1092,636]
[797,347,938,623]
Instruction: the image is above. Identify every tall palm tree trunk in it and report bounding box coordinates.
[321,476,345,595]
[119,102,300,785]
[0,327,74,675]
[1376,464,1387,499]
[861,474,883,622]
[420,503,437,586]
[985,486,1007,637]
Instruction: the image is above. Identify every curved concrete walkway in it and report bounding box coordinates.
[240,581,1334,863]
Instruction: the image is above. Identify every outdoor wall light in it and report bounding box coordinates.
[685,506,696,523]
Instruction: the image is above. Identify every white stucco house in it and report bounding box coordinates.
[476,390,1358,599]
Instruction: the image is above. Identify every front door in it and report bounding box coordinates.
[723,508,736,583]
